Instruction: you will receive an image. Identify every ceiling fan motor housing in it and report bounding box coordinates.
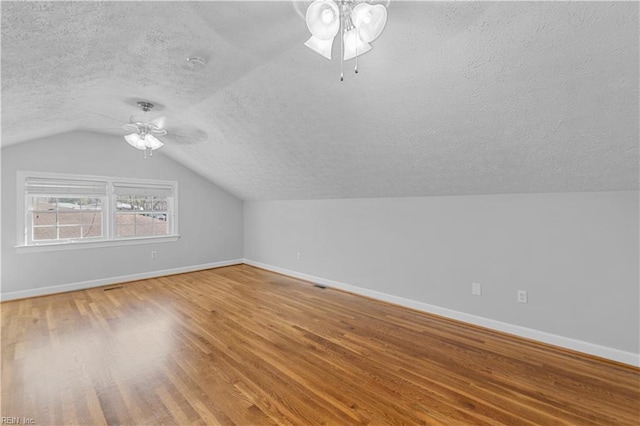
[137,101,154,112]
[123,101,167,138]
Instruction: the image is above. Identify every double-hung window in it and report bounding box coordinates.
[113,183,174,238]
[17,172,178,251]
[24,177,108,245]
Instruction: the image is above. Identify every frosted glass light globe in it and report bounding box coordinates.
[321,9,334,24]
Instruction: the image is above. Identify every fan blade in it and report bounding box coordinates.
[123,123,140,132]
[150,115,168,129]
[164,127,208,144]
[149,127,167,137]
[129,115,146,125]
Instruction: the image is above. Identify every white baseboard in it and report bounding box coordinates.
[0,259,244,302]
[244,259,640,368]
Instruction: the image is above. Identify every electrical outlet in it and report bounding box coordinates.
[151,251,157,259]
[517,290,528,303]
[297,252,301,260]
[471,282,482,296]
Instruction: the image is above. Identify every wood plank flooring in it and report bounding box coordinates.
[2,265,639,425]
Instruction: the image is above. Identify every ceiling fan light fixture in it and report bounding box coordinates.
[124,133,146,150]
[123,101,167,158]
[144,134,164,150]
[306,0,340,40]
[351,3,387,43]
[304,0,387,80]
[305,35,335,60]
[343,28,372,60]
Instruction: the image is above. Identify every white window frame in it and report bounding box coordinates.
[112,181,176,240]
[16,171,179,253]
[23,176,109,245]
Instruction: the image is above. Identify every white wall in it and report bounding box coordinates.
[244,192,639,362]
[1,131,243,297]
[3,133,638,364]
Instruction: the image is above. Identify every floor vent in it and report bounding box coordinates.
[103,286,124,292]
[313,284,327,289]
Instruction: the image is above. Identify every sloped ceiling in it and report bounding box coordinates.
[2,1,638,200]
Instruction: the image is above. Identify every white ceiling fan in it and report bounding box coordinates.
[123,101,168,159]
[89,99,210,155]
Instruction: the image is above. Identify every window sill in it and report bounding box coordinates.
[15,235,180,254]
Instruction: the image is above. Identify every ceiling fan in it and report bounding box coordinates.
[123,101,168,158]
[89,99,210,155]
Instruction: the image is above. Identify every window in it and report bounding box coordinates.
[25,177,107,245]
[17,172,178,250]
[113,183,174,238]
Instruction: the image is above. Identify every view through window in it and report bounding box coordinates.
[31,197,103,241]
[20,173,177,247]
[116,195,169,237]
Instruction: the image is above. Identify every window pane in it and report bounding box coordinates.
[33,197,56,211]
[34,212,56,226]
[59,226,81,239]
[116,213,134,225]
[58,212,81,225]
[28,194,105,242]
[34,227,57,240]
[116,225,135,237]
[153,199,168,211]
[135,197,151,211]
[153,217,169,235]
[81,198,102,210]
[119,196,168,213]
[57,200,80,210]
[136,215,154,236]
[83,223,102,238]
[82,210,102,238]
[82,211,102,226]
[116,211,170,238]
[117,196,134,211]
[120,196,148,211]
[137,197,147,210]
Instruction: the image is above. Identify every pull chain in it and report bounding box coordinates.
[340,3,344,81]
[355,27,359,74]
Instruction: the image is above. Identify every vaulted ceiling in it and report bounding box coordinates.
[2,1,638,200]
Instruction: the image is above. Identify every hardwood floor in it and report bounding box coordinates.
[2,265,638,425]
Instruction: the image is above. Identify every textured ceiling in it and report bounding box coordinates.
[2,1,638,200]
